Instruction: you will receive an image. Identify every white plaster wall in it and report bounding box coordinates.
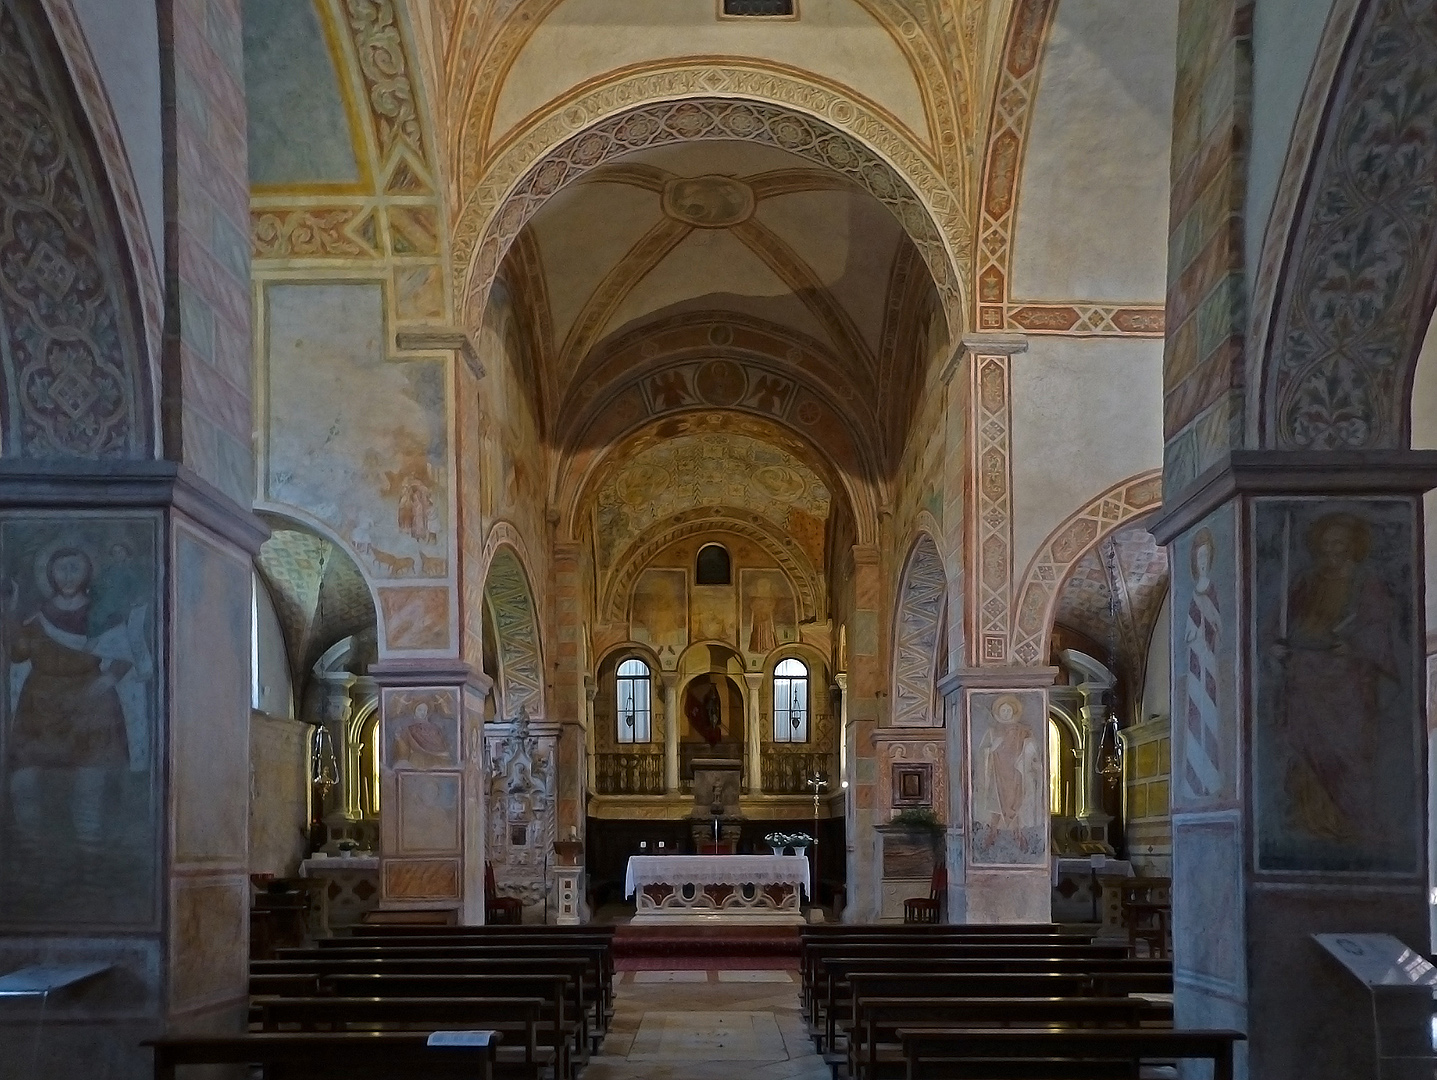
[69,0,164,265]
[1010,0,1177,301]
[1010,337,1164,585]
[254,573,295,720]
[1246,0,1343,294]
[1139,591,1171,723]
[491,0,927,144]
[1409,312,1437,633]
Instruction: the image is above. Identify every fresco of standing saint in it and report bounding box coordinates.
[1272,514,1395,844]
[1,519,158,924]
[970,692,1047,865]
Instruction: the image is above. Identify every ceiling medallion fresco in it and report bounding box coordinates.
[661,175,755,228]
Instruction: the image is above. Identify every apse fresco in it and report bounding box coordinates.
[631,568,688,656]
[0,515,159,925]
[1171,504,1236,808]
[968,690,1047,866]
[740,568,796,655]
[1252,498,1420,873]
[691,585,737,643]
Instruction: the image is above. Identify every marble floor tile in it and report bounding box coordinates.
[715,970,793,982]
[630,969,711,983]
[627,1010,787,1060]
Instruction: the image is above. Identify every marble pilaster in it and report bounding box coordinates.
[371,660,490,925]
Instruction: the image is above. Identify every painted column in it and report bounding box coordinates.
[372,661,490,925]
[662,673,680,793]
[549,542,585,840]
[834,672,849,788]
[1153,454,1437,1080]
[743,672,764,795]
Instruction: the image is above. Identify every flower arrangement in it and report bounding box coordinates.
[764,831,815,849]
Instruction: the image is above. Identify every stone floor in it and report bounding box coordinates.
[583,969,828,1079]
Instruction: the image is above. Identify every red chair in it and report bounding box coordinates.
[485,861,523,925]
[903,866,947,924]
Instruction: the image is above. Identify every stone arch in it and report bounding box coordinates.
[0,0,155,461]
[1010,471,1163,667]
[1257,0,1437,450]
[890,532,946,727]
[455,92,967,338]
[482,544,545,721]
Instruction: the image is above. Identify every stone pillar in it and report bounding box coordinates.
[315,668,358,823]
[1060,654,1116,847]
[1152,453,1437,1080]
[584,678,599,793]
[952,667,1057,923]
[845,543,884,920]
[372,661,490,925]
[549,541,585,838]
[662,672,680,793]
[834,672,850,788]
[743,672,764,795]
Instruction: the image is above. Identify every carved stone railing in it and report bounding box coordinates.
[762,751,837,795]
[594,752,665,795]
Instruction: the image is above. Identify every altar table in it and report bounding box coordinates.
[624,854,810,924]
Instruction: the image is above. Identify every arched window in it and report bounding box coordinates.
[773,658,809,743]
[696,543,731,585]
[616,658,652,743]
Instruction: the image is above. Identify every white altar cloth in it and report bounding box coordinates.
[625,854,810,900]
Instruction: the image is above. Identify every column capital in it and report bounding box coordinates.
[741,671,765,691]
[1151,448,1437,543]
[960,332,1029,357]
[945,665,1059,691]
[368,658,492,695]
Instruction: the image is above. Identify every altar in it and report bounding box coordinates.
[624,854,810,924]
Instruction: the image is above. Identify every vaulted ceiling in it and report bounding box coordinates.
[503,139,944,503]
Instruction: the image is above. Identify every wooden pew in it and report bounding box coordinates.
[818,962,1172,1052]
[815,971,1091,1052]
[146,1030,500,1080]
[248,995,559,1080]
[804,946,1153,1026]
[897,1026,1243,1080]
[846,996,1172,1080]
[252,956,597,1050]
[278,942,614,1028]
[249,972,583,1064]
[800,941,1127,1013]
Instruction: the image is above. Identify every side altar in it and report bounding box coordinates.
[625,854,810,923]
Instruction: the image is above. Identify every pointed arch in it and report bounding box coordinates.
[891,532,947,728]
[482,544,544,721]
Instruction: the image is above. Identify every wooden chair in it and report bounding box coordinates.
[486,862,523,925]
[903,866,946,924]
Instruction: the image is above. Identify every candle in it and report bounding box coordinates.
[713,817,719,843]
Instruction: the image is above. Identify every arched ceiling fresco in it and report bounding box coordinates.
[592,430,829,573]
[1052,518,1168,685]
[255,520,378,683]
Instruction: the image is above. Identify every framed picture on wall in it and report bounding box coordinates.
[892,763,932,808]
